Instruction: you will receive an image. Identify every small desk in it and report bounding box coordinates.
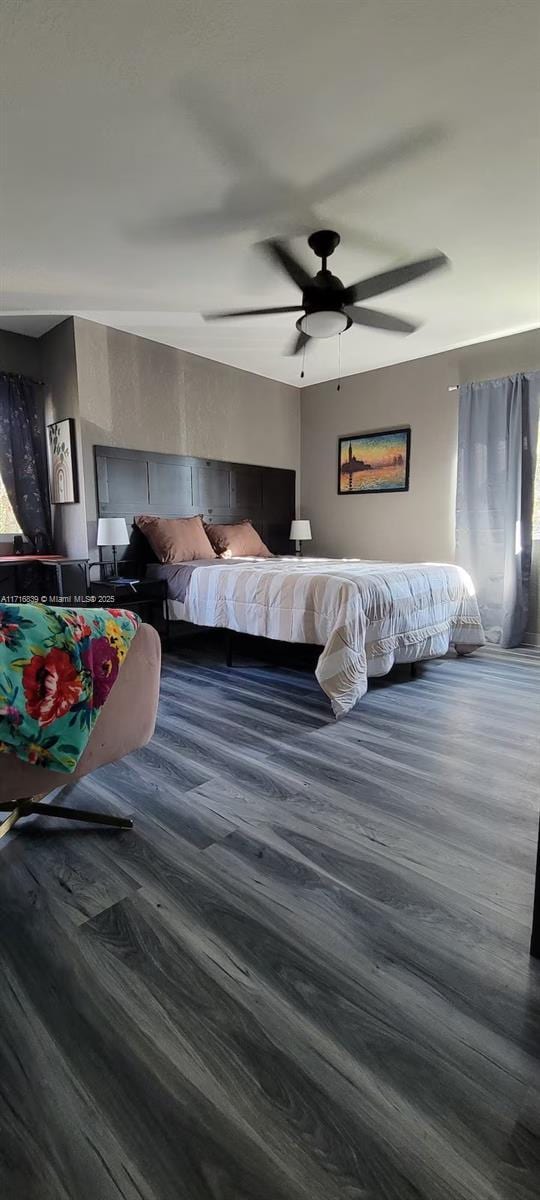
[0,555,89,603]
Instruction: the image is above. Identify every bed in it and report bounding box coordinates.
[147,556,484,716]
[93,446,484,716]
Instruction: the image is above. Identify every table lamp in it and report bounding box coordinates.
[290,519,312,557]
[97,517,129,575]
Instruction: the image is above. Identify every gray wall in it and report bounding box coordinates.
[301,326,540,643]
[41,319,89,558]
[2,317,538,641]
[301,328,540,561]
[73,318,301,555]
[2,318,301,564]
[0,328,41,378]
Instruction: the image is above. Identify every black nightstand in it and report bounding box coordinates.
[88,577,169,644]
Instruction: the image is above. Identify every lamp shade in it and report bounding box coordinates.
[97,517,129,546]
[290,519,312,542]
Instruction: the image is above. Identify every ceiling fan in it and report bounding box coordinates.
[204,230,449,355]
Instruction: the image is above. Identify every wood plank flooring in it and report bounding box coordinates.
[0,638,539,1200]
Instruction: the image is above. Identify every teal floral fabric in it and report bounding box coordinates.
[0,603,140,774]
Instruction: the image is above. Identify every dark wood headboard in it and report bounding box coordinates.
[94,445,295,571]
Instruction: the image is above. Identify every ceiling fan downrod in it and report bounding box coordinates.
[307,229,341,274]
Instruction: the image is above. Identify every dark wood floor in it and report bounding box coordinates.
[1,638,539,1200]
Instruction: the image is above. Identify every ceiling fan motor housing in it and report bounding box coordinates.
[299,266,352,334]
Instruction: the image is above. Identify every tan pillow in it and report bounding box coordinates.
[135,514,216,563]
[204,519,273,558]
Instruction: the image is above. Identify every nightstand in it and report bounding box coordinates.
[88,577,169,644]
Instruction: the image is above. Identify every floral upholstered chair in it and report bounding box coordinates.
[0,603,161,836]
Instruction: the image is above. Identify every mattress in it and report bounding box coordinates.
[147,556,485,715]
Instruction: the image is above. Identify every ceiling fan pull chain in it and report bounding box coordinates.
[300,343,306,380]
[337,333,342,391]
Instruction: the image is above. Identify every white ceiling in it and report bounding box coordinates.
[1,0,539,386]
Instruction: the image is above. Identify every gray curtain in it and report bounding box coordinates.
[0,372,53,551]
[456,372,540,646]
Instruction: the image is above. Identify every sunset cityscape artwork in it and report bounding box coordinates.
[338,427,411,495]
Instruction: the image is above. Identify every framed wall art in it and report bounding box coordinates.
[47,418,79,504]
[338,427,411,495]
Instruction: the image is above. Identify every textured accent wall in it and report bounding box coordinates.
[73,319,301,536]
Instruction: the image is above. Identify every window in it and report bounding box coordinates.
[0,474,21,537]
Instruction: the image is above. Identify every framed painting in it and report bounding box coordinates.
[338,427,411,495]
[47,418,79,504]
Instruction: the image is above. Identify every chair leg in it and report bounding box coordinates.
[30,802,133,830]
[0,805,26,839]
[0,794,132,836]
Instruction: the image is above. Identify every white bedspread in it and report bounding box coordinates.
[181,557,484,716]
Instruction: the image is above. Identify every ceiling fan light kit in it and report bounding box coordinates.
[299,310,350,338]
[203,228,449,360]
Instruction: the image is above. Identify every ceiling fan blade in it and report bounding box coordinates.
[203,305,303,321]
[285,329,310,356]
[175,76,266,176]
[345,306,418,334]
[344,252,449,304]
[131,209,250,243]
[305,123,445,206]
[261,238,312,291]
